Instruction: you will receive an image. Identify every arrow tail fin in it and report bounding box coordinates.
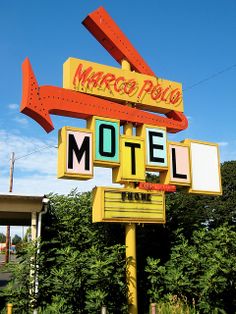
[21,58,54,133]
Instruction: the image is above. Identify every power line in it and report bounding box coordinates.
[14,144,57,161]
[184,63,236,92]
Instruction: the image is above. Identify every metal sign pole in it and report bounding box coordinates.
[122,59,138,314]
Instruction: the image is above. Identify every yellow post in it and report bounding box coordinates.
[122,59,138,314]
[6,303,13,314]
[125,223,137,314]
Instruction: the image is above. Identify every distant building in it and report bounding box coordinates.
[0,243,5,251]
[0,243,16,253]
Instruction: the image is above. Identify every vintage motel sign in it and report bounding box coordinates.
[20,6,222,314]
[20,6,222,198]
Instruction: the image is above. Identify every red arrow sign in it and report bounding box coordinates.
[20,7,188,133]
[21,58,187,133]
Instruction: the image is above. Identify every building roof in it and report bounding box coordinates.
[0,194,45,226]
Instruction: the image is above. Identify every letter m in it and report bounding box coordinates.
[68,133,91,171]
[73,63,93,87]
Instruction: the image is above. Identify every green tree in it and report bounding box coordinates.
[166,161,236,240]
[207,160,236,227]
[146,225,236,313]
[12,234,22,245]
[138,161,236,312]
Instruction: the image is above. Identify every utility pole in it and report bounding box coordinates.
[5,152,15,264]
[9,152,15,193]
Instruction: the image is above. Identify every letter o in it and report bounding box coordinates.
[170,89,182,104]
[124,79,137,96]
[114,76,125,93]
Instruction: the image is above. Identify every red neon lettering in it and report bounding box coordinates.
[138,80,153,99]
[139,182,147,189]
[73,64,93,87]
[138,182,176,192]
[170,89,182,104]
[151,84,163,100]
[99,73,116,90]
[87,71,104,88]
[124,79,137,95]
[114,76,125,92]
[161,87,170,102]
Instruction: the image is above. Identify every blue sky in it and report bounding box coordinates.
[0,0,236,235]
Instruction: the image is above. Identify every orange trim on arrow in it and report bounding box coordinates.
[20,58,188,133]
[82,6,155,76]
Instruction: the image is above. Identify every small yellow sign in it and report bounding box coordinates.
[63,58,184,114]
[92,187,165,223]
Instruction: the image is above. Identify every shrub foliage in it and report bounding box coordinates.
[146,225,236,313]
[2,190,128,313]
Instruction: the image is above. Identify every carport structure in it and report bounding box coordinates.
[0,193,50,314]
[0,193,49,240]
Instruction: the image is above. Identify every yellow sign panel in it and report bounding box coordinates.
[87,116,120,167]
[183,139,222,195]
[63,58,184,114]
[92,187,165,223]
[58,126,93,180]
[160,141,191,186]
[112,135,145,183]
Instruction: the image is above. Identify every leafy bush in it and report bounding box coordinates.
[146,225,236,313]
[3,190,128,313]
[0,241,37,313]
